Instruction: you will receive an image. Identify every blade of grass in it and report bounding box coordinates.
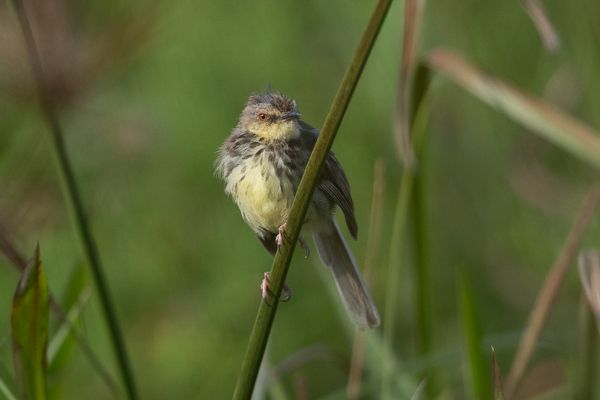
[347,159,386,400]
[8,1,137,398]
[425,50,600,169]
[0,366,17,400]
[0,226,120,395]
[394,0,426,166]
[47,287,92,364]
[457,268,492,400]
[580,298,598,400]
[0,378,17,400]
[409,380,427,400]
[11,245,49,400]
[232,1,394,398]
[382,64,432,400]
[410,92,435,396]
[505,187,600,396]
[578,251,600,332]
[521,0,561,53]
[578,252,600,400]
[48,263,89,370]
[491,347,505,400]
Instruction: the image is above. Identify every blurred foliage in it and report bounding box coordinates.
[1,0,600,398]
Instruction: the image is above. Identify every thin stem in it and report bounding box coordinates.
[232,1,394,398]
[505,187,600,396]
[580,298,598,400]
[347,159,386,400]
[381,64,432,400]
[411,137,435,394]
[10,2,137,398]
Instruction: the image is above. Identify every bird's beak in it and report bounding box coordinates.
[280,111,301,121]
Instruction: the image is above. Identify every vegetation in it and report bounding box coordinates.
[1,0,599,399]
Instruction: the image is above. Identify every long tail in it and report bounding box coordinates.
[313,219,380,329]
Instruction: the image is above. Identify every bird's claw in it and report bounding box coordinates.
[275,223,287,247]
[261,272,291,302]
[275,223,310,259]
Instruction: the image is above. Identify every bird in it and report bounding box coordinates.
[215,90,380,329]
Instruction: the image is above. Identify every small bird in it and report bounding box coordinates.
[216,91,380,329]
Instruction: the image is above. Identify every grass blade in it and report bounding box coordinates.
[382,64,432,400]
[578,251,600,332]
[521,0,561,53]
[457,268,491,400]
[491,347,505,400]
[47,287,92,364]
[0,379,17,400]
[394,0,426,166]
[579,299,598,400]
[11,245,49,400]
[232,1,394,398]
[347,159,386,400]
[505,187,600,396]
[425,50,600,169]
[578,251,600,400]
[9,1,138,397]
[0,225,120,395]
[0,365,17,400]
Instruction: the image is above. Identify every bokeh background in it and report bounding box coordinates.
[1,0,600,399]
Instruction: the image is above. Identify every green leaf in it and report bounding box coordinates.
[458,268,491,400]
[426,49,600,169]
[11,245,49,400]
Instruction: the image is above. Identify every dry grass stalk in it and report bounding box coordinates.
[394,0,425,167]
[505,187,600,396]
[578,251,600,333]
[521,0,561,53]
[492,346,505,400]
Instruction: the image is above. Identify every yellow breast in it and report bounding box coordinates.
[226,153,294,233]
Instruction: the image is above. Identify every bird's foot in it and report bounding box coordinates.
[275,223,310,259]
[275,223,287,247]
[260,272,291,302]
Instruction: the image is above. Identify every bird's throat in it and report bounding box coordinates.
[252,121,300,141]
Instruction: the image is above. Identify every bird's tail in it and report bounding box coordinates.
[313,219,380,329]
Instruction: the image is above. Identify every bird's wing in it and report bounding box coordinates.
[299,121,358,238]
[320,153,358,238]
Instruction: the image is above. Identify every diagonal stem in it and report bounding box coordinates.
[9,1,138,398]
[232,1,394,398]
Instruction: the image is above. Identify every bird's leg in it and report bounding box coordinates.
[260,272,291,302]
[275,223,287,247]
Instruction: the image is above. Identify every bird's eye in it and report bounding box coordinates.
[258,113,267,121]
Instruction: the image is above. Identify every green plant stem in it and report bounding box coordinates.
[411,139,435,393]
[231,1,394,398]
[458,268,491,400]
[381,65,431,400]
[10,2,138,399]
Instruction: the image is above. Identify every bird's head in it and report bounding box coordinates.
[238,91,301,141]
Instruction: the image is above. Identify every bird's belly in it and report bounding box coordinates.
[227,159,295,233]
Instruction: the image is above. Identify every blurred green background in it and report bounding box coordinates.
[1,0,600,398]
